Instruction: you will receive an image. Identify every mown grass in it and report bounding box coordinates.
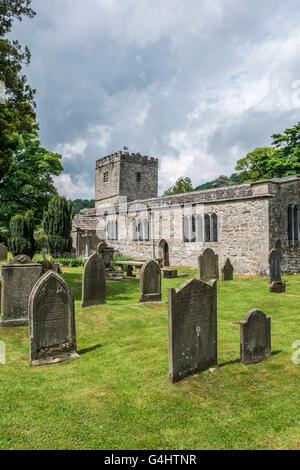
[0,267,299,450]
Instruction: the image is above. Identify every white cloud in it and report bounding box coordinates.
[10,0,300,198]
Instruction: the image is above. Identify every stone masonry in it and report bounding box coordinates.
[72,151,300,275]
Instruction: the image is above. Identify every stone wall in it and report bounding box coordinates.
[268,179,300,273]
[95,151,158,207]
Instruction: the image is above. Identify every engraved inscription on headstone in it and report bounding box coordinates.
[221,258,234,281]
[81,252,106,307]
[198,248,219,282]
[29,270,79,366]
[268,249,285,293]
[139,259,162,302]
[168,278,217,383]
[240,309,271,364]
[1,260,43,327]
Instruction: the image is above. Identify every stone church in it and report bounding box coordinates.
[72,151,300,275]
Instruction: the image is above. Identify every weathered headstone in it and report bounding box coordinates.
[269,249,285,293]
[1,257,43,327]
[168,278,217,383]
[0,243,8,262]
[240,309,271,364]
[221,258,234,281]
[198,248,219,282]
[29,270,80,366]
[97,241,123,280]
[81,252,106,307]
[139,259,162,302]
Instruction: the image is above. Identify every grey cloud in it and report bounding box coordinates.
[9,0,300,197]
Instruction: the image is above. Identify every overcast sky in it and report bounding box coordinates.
[10,0,300,198]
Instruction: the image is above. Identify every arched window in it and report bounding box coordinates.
[212,213,218,242]
[294,205,298,241]
[183,216,189,242]
[113,220,118,240]
[196,215,203,242]
[107,220,111,240]
[288,205,293,241]
[137,219,143,241]
[190,216,196,242]
[144,219,150,241]
[132,220,137,241]
[204,214,210,242]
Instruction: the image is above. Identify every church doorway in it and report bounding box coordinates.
[158,239,170,267]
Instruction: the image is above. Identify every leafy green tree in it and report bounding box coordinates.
[43,195,73,256]
[72,199,95,216]
[0,133,63,242]
[163,177,194,196]
[0,0,37,179]
[9,209,36,257]
[235,147,276,181]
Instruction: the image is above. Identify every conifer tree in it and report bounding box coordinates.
[43,195,73,256]
[9,210,36,257]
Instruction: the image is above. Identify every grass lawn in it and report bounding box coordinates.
[0,266,299,450]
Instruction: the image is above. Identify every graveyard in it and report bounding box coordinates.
[0,262,299,450]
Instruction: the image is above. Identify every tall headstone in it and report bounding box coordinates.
[240,309,271,364]
[1,257,43,327]
[29,270,79,366]
[168,278,217,383]
[221,258,234,281]
[139,259,161,302]
[269,249,285,293]
[198,248,219,282]
[81,252,106,307]
[0,243,8,262]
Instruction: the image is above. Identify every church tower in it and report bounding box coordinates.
[95,151,158,208]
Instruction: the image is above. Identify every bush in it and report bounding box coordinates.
[9,211,36,258]
[53,257,85,267]
[43,195,72,256]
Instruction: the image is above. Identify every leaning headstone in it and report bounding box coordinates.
[0,243,8,262]
[240,309,271,364]
[29,270,80,366]
[81,252,106,307]
[168,278,217,383]
[198,248,219,282]
[221,258,234,281]
[139,259,162,302]
[269,249,285,293]
[1,256,43,327]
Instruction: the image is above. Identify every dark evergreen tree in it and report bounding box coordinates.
[43,195,73,255]
[9,209,36,257]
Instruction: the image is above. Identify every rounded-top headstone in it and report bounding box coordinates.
[240,308,271,364]
[139,259,162,302]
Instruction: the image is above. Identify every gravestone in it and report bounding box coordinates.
[0,244,8,262]
[97,241,123,280]
[221,258,234,281]
[81,252,106,307]
[139,259,162,302]
[1,257,43,327]
[29,270,79,366]
[168,278,217,383]
[240,309,271,364]
[269,249,285,293]
[198,248,219,282]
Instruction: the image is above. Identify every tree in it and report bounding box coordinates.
[0,133,63,242]
[43,195,73,256]
[9,209,36,257]
[72,199,95,216]
[163,177,194,196]
[235,122,300,182]
[0,0,37,179]
[235,147,276,181]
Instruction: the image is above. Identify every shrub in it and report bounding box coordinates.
[9,211,36,258]
[43,195,72,256]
